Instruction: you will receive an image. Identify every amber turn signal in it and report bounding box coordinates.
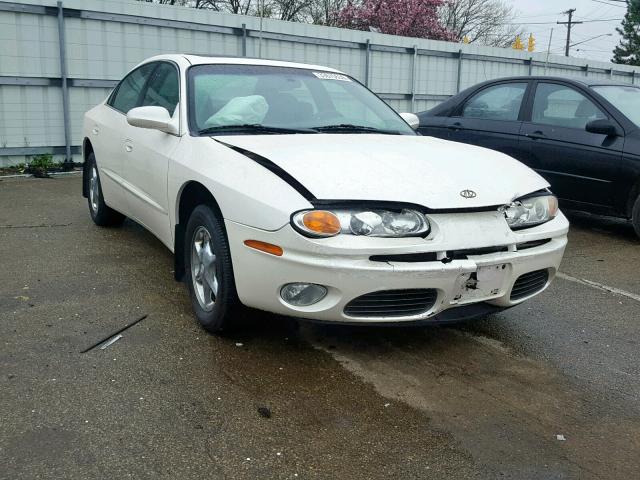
[548,195,559,218]
[243,240,283,256]
[301,210,341,236]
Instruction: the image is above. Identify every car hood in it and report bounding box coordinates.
[214,134,549,209]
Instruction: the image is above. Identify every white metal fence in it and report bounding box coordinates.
[1,0,638,167]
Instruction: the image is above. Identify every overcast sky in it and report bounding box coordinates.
[506,0,627,63]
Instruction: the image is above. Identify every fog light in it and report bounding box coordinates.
[280,283,327,306]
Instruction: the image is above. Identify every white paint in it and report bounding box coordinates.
[556,272,640,303]
[219,134,549,210]
[85,55,569,324]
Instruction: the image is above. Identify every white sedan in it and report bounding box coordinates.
[82,54,568,332]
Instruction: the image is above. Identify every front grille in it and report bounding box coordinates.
[370,252,438,263]
[344,289,438,317]
[510,269,549,300]
[369,246,509,263]
[516,239,551,250]
[448,245,509,259]
[368,240,552,264]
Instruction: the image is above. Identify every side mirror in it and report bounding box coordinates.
[399,112,420,130]
[585,118,617,137]
[127,106,178,135]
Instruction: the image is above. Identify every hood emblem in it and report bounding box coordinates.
[460,189,477,199]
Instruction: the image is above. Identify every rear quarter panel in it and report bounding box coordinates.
[621,130,640,216]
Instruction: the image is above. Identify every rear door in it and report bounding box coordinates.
[444,81,530,159]
[520,81,624,210]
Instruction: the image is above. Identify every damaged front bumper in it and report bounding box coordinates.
[226,210,569,323]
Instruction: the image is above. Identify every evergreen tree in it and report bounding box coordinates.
[613,0,640,66]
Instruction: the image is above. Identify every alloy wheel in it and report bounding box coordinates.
[190,226,219,311]
[89,166,99,212]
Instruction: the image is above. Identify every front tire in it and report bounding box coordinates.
[184,204,240,333]
[86,153,125,227]
[632,195,640,239]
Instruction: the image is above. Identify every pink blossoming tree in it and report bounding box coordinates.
[337,0,455,40]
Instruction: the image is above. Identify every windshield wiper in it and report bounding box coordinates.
[198,124,317,135]
[312,124,403,135]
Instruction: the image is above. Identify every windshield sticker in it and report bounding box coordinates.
[313,72,352,81]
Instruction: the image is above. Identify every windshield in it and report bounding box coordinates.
[187,64,415,135]
[592,85,640,127]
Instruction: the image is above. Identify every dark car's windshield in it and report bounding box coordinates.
[592,85,640,127]
[187,64,415,135]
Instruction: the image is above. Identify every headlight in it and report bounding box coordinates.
[501,193,558,230]
[292,208,430,238]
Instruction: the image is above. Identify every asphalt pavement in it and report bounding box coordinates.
[1,174,639,479]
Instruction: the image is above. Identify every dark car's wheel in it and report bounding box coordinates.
[632,195,640,239]
[184,204,240,333]
[86,153,125,227]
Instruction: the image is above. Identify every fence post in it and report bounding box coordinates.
[456,49,463,93]
[410,45,417,112]
[528,57,533,76]
[57,1,72,169]
[633,70,636,85]
[584,64,589,78]
[241,23,247,57]
[364,39,371,87]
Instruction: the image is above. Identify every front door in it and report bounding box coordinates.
[119,62,181,248]
[445,81,529,160]
[96,62,157,214]
[520,82,623,210]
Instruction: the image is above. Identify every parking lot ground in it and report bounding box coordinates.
[1,175,639,479]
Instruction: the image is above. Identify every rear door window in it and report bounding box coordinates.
[462,83,528,121]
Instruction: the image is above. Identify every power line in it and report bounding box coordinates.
[504,18,622,25]
[575,18,623,22]
[590,0,627,7]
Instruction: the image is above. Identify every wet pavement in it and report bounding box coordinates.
[1,175,639,479]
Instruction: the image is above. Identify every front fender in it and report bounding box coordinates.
[169,137,313,233]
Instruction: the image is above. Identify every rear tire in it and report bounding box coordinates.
[632,195,640,239]
[184,204,240,333]
[86,153,125,227]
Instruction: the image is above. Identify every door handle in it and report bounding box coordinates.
[526,131,546,140]
[448,122,463,131]
[92,126,99,135]
[124,139,133,153]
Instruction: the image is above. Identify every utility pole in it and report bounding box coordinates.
[545,28,554,74]
[558,9,583,57]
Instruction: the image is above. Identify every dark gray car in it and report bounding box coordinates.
[417,76,640,237]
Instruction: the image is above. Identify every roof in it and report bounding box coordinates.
[141,53,342,74]
[475,75,635,88]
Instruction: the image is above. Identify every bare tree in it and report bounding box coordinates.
[259,0,308,21]
[305,0,347,26]
[440,0,522,47]
[221,0,255,15]
[138,0,256,14]
[140,0,352,24]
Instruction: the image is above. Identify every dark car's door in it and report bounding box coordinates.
[520,81,624,212]
[416,113,450,139]
[440,82,530,159]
